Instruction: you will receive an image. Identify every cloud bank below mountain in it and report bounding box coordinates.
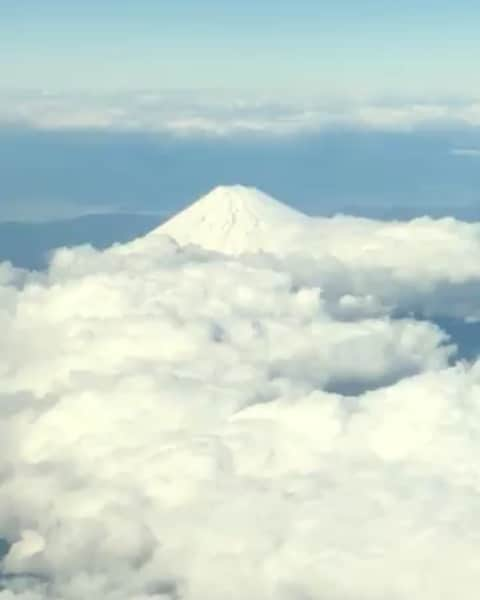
[2,187,480,599]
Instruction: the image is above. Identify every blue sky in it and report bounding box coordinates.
[1,0,479,99]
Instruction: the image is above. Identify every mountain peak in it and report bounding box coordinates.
[182,185,302,217]
[150,185,308,255]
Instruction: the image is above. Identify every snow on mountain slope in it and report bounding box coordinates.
[147,185,309,255]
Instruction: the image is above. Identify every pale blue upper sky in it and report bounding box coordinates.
[1,0,479,100]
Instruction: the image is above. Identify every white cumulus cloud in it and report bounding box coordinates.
[1,187,480,599]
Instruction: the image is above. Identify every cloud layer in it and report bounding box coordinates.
[2,206,480,599]
[3,91,480,135]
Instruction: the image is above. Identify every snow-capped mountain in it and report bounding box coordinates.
[149,185,309,255]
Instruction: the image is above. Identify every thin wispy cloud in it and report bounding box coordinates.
[2,91,480,135]
[451,147,480,157]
